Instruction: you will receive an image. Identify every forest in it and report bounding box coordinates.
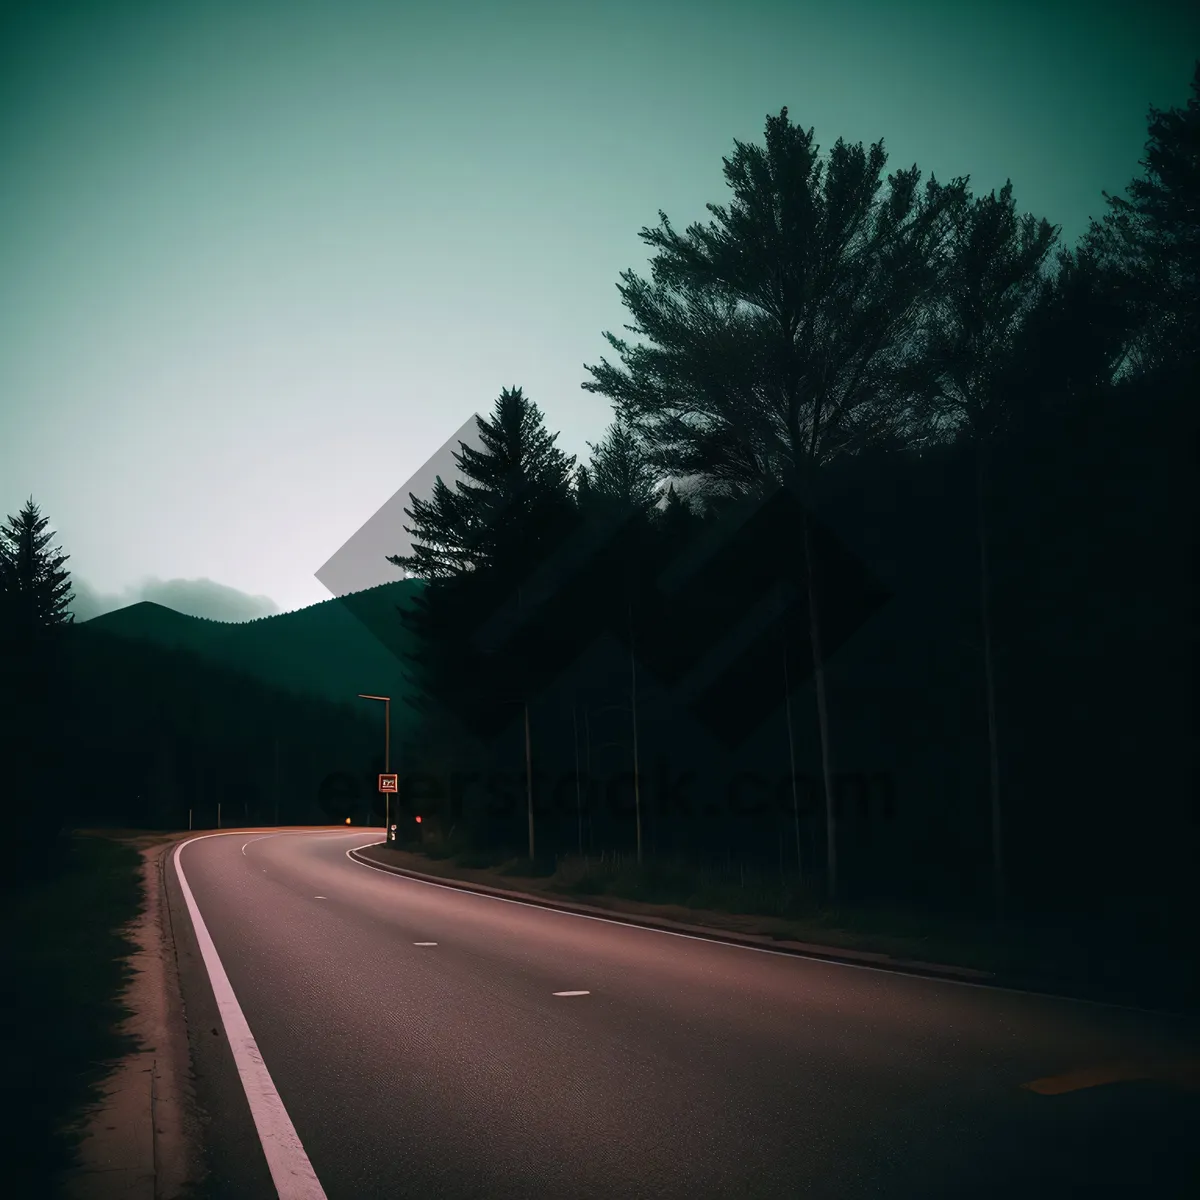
[384,73,1197,955]
[2,69,1195,991]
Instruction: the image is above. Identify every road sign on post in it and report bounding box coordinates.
[378,774,398,793]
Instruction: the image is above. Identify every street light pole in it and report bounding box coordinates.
[357,694,391,832]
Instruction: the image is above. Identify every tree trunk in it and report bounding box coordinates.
[802,506,838,902]
[524,701,535,861]
[976,444,1004,918]
[573,703,585,856]
[783,649,803,882]
[584,707,593,852]
[630,599,643,866]
[518,583,535,861]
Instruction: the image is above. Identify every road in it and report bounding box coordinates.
[167,829,1200,1199]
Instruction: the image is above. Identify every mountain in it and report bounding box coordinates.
[82,578,425,719]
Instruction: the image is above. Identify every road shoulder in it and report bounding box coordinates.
[350,842,997,983]
[62,833,208,1200]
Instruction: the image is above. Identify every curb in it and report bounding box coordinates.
[349,843,998,984]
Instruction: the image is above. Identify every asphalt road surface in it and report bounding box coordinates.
[167,829,1200,1199]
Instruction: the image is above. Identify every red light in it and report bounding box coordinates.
[415,815,422,823]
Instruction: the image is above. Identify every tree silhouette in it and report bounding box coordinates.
[907,182,1058,917]
[389,386,577,860]
[582,107,967,898]
[578,419,662,862]
[0,499,75,870]
[0,498,75,636]
[1087,61,1200,376]
[584,419,661,517]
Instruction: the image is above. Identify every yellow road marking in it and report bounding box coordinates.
[1023,1060,1200,1095]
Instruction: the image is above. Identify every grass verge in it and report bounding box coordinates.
[0,832,146,1199]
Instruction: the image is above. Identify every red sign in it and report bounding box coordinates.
[378,774,398,793]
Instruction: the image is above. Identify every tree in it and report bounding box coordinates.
[0,498,75,639]
[575,463,594,508]
[997,243,1140,442]
[1087,61,1200,376]
[579,419,661,863]
[392,387,576,582]
[389,387,577,860]
[454,386,578,579]
[908,182,1058,918]
[0,499,75,859]
[582,107,968,898]
[656,482,707,554]
[585,419,661,517]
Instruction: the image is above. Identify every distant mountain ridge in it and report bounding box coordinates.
[83,578,425,716]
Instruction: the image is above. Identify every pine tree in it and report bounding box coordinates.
[582,108,968,898]
[390,387,576,581]
[388,387,576,860]
[575,463,594,509]
[0,498,76,638]
[576,419,661,863]
[657,482,699,548]
[907,182,1058,918]
[1088,62,1200,375]
[0,499,75,863]
[584,420,660,517]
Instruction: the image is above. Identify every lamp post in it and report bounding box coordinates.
[357,694,390,833]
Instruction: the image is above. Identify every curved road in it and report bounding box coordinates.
[167,829,1199,1199]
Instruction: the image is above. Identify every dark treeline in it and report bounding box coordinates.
[0,500,390,890]
[386,70,1198,961]
[60,623,388,831]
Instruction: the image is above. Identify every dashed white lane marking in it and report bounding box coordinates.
[314,896,326,900]
[174,834,329,1200]
[554,991,590,997]
[414,942,438,946]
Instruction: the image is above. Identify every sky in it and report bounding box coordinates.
[2,0,1196,621]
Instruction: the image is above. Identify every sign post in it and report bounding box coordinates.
[379,773,398,841]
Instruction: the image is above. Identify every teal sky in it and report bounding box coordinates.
[2,0,1195,620]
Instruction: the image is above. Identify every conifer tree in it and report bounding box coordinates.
[908,182,1058,918]
[1087,61,1200,375]
[388,387,576,860]
[0,498,75,638]
[0,499,75,856]
[582,108,967,898]
[577,419,661,862]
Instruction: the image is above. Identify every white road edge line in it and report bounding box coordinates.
[174,832,330,1200]
[342,842,1163,1014]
